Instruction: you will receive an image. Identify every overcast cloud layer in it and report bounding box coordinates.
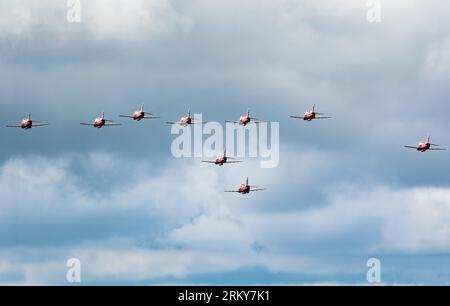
[1,0,450,285]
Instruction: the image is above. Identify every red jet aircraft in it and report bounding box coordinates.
[80,112,122,128]
[166,110,206,126]
[226,109,261,126]
[225,177,266,194]
[120,104,160,121]
[202,150,243,166]
[404,135,446,152]
[6,113,49,129]
[290,104,332,121]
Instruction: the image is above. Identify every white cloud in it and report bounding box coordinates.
[244,185,450,254]
[84,0,189,43]
[424,37,450,80]
[0,2,33,39]
[0,0,189,45]
[1,152,450,284]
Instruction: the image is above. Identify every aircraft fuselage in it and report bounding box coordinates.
[238,184,250,194]
[93,118,106,128]
[20,119,33,129]
[239,115,251,126]
[303,112,316,121]
[133,111,145,121]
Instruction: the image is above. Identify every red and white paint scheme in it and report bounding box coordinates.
[225,177,266,194]
[202,150,243,166]
[166,110,206,126]
[120,104,160,121]
[6,113,49,129]
[226,109,260,126]
[404,135,446,152]
[290,104,332,121]
[80,112,122,128]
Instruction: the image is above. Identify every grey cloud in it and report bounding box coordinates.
[1,0,450,284]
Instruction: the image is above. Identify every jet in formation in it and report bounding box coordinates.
[6,113,49,130]
[120,104,160,121]
[166,110,206,126]
[225,177,266,194]
[80,112,122,128]
[404,135,446,152]
[290,104,332,121]
[202,150,243,166]
[226,109,261,126]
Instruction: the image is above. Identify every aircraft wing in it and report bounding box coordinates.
[404,146,418,149]
[224,190,240,193]
[202,161,216,163]
[191,121,207,124]
[225,120,240,124]
[33,123,49,127]
[289,116,303,119]
[104,123,122,126]
[143,116,160,119]
[80,123,94,126]
[6,125,22,128]
[119,115,134,118]
[165,121,180,125]
[250,188,266,192]
[429,148,447,151]
[226,161,243,164]
[314,117,332,119]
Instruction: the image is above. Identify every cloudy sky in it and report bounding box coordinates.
[1,0,450,285]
